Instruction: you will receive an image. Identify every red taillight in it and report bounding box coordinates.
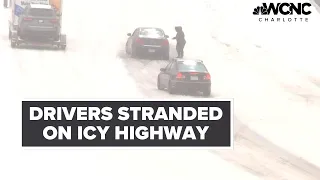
[176,72,185,79]
[50,19,58,23]
[162,39,169,46]
[204,73,211,80]
[23,17,32,21]
[136,38,144,45]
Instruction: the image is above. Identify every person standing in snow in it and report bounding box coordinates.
[172,26,186,58]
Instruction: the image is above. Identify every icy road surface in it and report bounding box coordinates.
[1,0,320,179]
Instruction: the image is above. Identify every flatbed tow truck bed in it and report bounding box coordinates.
[5,0,66,50]
[10,28,66,50]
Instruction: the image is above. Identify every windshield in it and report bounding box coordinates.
[177,61,207,72]
[29,8,55,17]
[140,28,164,37]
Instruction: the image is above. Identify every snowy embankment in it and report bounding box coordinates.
[197,0,320,168]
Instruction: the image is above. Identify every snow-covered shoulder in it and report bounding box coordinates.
[198,0,320,167]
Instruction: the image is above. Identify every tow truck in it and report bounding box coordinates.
[3,0,66,50]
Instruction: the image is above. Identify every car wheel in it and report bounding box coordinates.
[11,41,16,48]
[168,80,176,94]
[17,29,21,37]
[202,87,211,97]
[157,76,164,90]
[125,43,129,54]
[162,52,169,60]
[131,46,137,58]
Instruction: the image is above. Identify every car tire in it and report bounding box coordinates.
[168,80,176,94]
[162,52,169,60]
[157,76,164,90]
[131,46,137,58]
[17,28,22,38]
[202,87,211,97]
[125,43,129,54]
[11,41,16,48]
[60,45,66,50]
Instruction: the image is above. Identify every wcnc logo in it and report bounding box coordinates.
[253,2,312,22]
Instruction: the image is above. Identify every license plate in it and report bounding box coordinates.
[190,76,198,80]
[148,49,155,53]
[39,20,43,23]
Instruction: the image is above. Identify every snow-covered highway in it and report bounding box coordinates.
[1,0,320,179]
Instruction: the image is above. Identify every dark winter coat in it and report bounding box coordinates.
[173,26,186,45]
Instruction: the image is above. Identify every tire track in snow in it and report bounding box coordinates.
[213,120,320,179]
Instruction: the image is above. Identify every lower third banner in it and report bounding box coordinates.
[22,99,233,148]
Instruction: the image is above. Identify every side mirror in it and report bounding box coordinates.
[165,35,169,38]
[57,12,62,16]
[127,33,131,36]
[160,68,165,72]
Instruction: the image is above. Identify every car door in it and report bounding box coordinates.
[127,28,139,53]
[159,62,171,87]
[167,62,178,84]
[161,62,174,88]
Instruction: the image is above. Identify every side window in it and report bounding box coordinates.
[165,62,173,71]
[169,63,177,73]
[132,29,139,36]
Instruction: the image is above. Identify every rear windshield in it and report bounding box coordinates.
[177,61,207,72]
[29,8,54,17]
[140,28,164,37]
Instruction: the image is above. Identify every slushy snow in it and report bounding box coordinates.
[1,0,320,179]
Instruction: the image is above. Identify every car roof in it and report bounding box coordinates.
[138,27,164,31]
[29,3,52,9]
[173,58,204,63]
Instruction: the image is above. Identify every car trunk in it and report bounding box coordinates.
[177,71,210,82]
[140,38,166,46]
